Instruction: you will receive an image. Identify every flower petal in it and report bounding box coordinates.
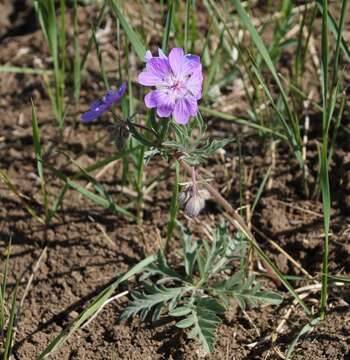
[138,58,171,86]
[173,97,197,125]
[185,66,203,100]
[157,104,174,117]
[81,83,126,122]
[145,50,153,61]
[186,95,198,116]
[183,55,201,76]
[104,82,127,107]
[81,107,103,122]
[158,48,168,59]
[169,48,185,77]
[138,71,162,86]
[144,91,157,108]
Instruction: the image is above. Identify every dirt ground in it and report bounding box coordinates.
[1,1,350,359]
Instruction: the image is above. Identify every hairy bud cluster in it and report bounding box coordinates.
[179,184,210,218]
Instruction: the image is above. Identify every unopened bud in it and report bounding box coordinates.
[110,122,129,151]
[179,185,210,218]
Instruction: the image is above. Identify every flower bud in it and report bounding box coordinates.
[179,185,210,218]
[114,122,129,151]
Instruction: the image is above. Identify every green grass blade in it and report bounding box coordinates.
[3,284,17,360]
[229,0,288,100]
[80,1,107,71]
[286,317,320,359]
[229,0,302,152]
[37,254,156,359]
[251,166,271,216]
[0,240,11,333]
[109,0,147,61]
[73,0,81,101]
[45,164,134,219]
[316,0,350,61]
[320,0,331,320]
[92,30,109,89]
[31,101,44,185]
[199,106,287,140]
[0,169,45,224]
[0,66,49,75]
[184,0,191,52]
[31,100,48,222]
[331,0,348,85]
[162,0,174,53]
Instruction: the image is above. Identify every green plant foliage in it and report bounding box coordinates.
[122,223,282,353]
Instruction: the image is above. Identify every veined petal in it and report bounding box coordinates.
[185,66,203,100]
[173,97,195,125]
[139,58,171,86]
[144,91,157,108]
[150,89,175,117]
[157,104,174,117]
[183,55,201,76]
[185,95,198,116]
[169,48,186,78]
[138,71,166,86]
[146,58,171,78]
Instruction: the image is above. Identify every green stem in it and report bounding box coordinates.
[136,146,145,225]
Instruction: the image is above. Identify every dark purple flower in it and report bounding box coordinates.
[81,83,127,122]
[138,48,203,125]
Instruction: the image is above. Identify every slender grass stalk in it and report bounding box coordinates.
[0,66,50,74]
[80,1,108,71]
[109,0,147,61]
[162,1,174,53]
[184,0,191,52]
[73,0,81,102]
[3,284,17,360]
[0,169,45,224]
[319,0,347,319]
[331,0,348,87]
[34,0,65,128]
[31,100,48,224]
[230,0,307,192]
[93,30,109,90]
[0,240,11,337]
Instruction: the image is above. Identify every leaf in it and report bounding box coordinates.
[169,306,192,317]
[188,298,224,353]
[176,315,195,328]
[121,285,184,321]
[177,221,200,278]
[214,273,283,310]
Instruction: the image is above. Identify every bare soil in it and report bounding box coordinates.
[1,1,350,359]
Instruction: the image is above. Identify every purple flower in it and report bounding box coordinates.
[81,83,127,122]
[138,48,203,125]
